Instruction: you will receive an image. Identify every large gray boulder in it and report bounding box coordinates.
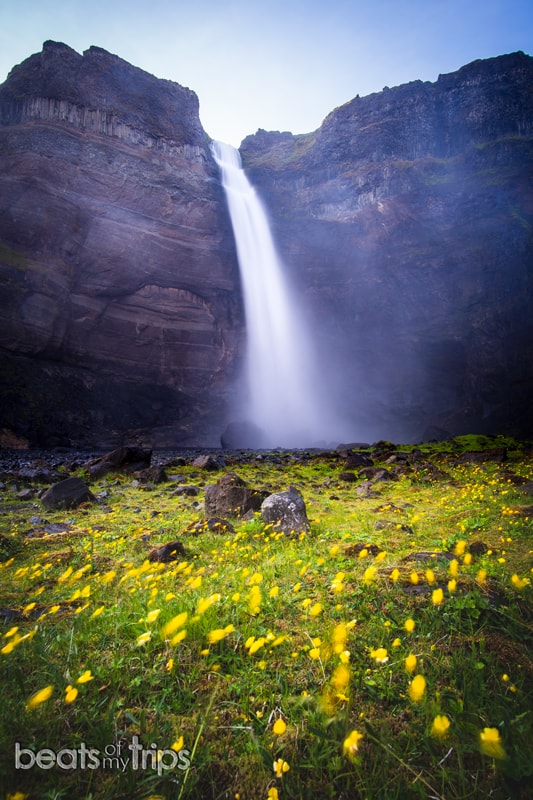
[261,487,310,535]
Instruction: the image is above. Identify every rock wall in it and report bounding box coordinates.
[240,52,533,441]
[0,41,243,447]
[1,43,532,447]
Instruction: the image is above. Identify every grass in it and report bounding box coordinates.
[0,436,532,799]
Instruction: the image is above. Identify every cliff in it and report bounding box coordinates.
[0,43,532,447]
[0,41,242,447]
[240,52,533,441]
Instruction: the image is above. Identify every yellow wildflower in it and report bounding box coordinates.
[310,602,323,617]
[404,654,417,673]
[273,758,290,777]
[272,718,287,735]
[431,715,451,738]
[425,569,436,584]
[432,587,444,605]
[309,647,321,660]
[404,618,415,633]
[479,727,505,759]
[77,669,94,684]
[267,788,279,800]
[408,674,426,702]
[410,572,419,585]
[161,612,188,638]
[370,647,388,664]
[269,586,280,598]
[171,735,184,752]
[26,685,53,710]
[511,574,530,590]
[343,729,364,758]
[390,568,400,582]
[65,685,78,704]
[136,631,152,646]
[208,624,234,644]
[454,540,466,556]
[447,579,457,593]
[363,566,377,584]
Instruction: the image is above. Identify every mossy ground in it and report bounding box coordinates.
[0,436,532,800]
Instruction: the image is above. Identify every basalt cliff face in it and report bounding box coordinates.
[0,44,532,448]
[241,52,533,442]
[0,41,242,447]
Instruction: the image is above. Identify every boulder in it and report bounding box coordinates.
[261,486,310,535]
[86,447,152,479]
[40,477,95,510]
[148,540,186,562]
[204,473,266,518]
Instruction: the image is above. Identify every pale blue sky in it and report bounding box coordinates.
[1,0,531,146]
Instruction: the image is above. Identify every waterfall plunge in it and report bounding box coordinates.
[212,140,345,448]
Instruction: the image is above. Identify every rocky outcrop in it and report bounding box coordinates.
[0,43,532,446]
[0,41,242,447]
[240,52,533,441]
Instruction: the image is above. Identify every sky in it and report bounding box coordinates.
[1,0,532,147]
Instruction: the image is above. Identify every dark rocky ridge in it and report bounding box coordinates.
[240,52,533,442]
[0,43,532,447]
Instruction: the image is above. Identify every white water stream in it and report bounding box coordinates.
[211,140,328,447]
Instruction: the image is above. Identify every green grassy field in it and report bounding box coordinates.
[0,435,532,799]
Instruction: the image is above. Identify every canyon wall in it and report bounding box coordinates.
[0,43,531,446]
[0,41,242,447]
[240,52,533,442]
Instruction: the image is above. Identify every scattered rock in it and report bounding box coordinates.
[339,471,357,482]
[371,502,406,514]
[148,540,186,562]
[136,465,168,484]
[344,452,374,469]
[374,520,414,533]
[458,448,507,464]
[26,522,73,537]
[344,542,383,557]
[192,455,224,471]
[356,481,379,497]
[358,467,397,482]
[86,447,152,479]
[40,477,95,510]
[261,486,310,536]
[204,473,267,518]
[186,517,236,535]
[469,540,488,556]
[171,485,201,497]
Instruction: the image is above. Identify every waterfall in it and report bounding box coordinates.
[212,140,338,448]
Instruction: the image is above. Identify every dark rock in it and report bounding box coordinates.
[344,542,383,557]
[260,486,310,535]
[469,540,488,556]
[339,471,357,482]
[186,517,236,535]
[40,477,95,510]
[458,448,507,464]
[148,540,186,562]
[355,480,378,497]
[171,485,201,497]
[86,447,152,479]
[27,522,72,536]
[358,467,397,482]
[374,520,414,533]
[204,473,266,518]
[192,455,223,471]
[136,465,168,484]
[518,482,533,495]
[344,452,374,468]
[0,42,241,449]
